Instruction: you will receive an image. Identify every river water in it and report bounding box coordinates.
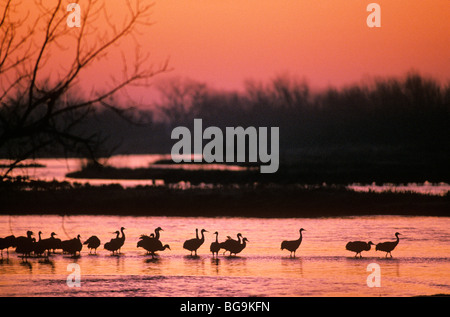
[1,215,449,297]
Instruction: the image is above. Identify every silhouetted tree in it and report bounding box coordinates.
[0,0,168,179]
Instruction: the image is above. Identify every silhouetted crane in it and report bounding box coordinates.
[138,227,163,241]
[15,231,34,260]
[37,232,61,257]
[43,232,62,254]
[220,233,242,255]
[281,228,306,258]
[137,227,169,258]
[33,231,47,258]
[183,229,207,256]
[228,233,242,245]
[116,227,126,253]
[137,238,170,258]
[61,234,82,257]
[150,227,163,240]
[223,237,249,257]
[0,235,16,258]
[84,236,101,254]
[104,227,126,255]
[104,231,119,254]
[210,231,220,258]
[346,240,374,258]
[376,232,401,258]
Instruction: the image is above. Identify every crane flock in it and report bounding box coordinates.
[0,228,402,260]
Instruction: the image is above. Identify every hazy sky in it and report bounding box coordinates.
[145,0,449,90]
[15,0,450,105]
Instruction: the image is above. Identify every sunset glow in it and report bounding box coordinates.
[15,0,450,103]
[147,0,450,89]
[1,0,449,302]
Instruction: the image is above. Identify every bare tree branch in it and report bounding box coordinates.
[0,0,169,180]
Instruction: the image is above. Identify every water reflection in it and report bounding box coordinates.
[19,260,33,272]
[211,258,220,266]
[0,215,449,296]
[144,257,161,264]
[280,257,303,277]
[183,256,208,276]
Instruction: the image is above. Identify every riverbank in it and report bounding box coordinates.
[0,179,448,217]
[65,154,450,185]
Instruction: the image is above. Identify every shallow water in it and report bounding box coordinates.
[1,215,449,297]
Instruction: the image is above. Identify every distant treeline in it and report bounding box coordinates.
[5,73,449,182]
[62,72,449,183]
[78,73,450,156]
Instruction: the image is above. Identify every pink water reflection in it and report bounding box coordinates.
[1,215,449,296]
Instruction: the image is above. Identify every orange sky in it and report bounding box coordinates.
[11,0,450,104]
[145,1,449,90]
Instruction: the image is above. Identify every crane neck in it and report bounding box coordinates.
[200,230,205,241]
[121,228,125,239]
[215,233,218,243]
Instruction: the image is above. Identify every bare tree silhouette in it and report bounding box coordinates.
[0,0,169,179]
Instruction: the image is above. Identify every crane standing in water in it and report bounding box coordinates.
[84,236,101,254]
[183,229,207,256]
[346,240,375,258]
[62,235,82,257]
[0,235,16,258]
[281,228,306,258]
[137,227,170,258]
[104,227,126,255]
[210,231,220,258]
[376,232,401,258]
[221,237,249,257]
[15,231,34,260]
